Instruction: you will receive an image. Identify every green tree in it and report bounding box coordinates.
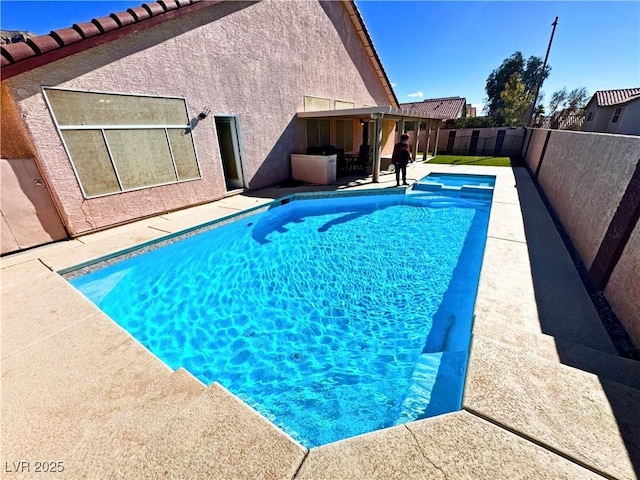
[500,74,533,126]
[485,51,549,124]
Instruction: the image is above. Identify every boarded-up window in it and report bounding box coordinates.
[61,130,119,197]
[43,88,201,198]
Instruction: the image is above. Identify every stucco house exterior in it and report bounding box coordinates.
[581,88,640,136]
[1,0,433,255]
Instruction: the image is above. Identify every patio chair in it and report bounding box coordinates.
[353,144,371,173]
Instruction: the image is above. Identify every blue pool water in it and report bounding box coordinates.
[413,172,496,191]
[70,185,493,448]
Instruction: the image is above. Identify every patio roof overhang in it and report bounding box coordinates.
[297,106,445,183]
[296,105,445,123]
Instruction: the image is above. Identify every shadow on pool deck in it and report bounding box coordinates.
[3,162,639,479]
[514,166,640,478]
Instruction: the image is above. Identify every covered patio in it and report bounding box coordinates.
[297,106,444,181]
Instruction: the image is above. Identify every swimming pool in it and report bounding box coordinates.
[411,172,496,193]
[69,182,493,448]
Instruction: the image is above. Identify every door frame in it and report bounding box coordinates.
[214,114,246,190]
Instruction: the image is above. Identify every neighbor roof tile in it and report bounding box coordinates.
[399,97,467,120]
[595,88,640,107]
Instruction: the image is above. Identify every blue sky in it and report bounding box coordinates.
[2,1,639,113]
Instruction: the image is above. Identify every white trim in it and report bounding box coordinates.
[75,178,202,200]
[297,105,430,120]
[164,128,180,182]
[42,85,188,101]
[214,114,246,190]
[102,129,124,191]
[58,124,190,130]
[41,86,202,199]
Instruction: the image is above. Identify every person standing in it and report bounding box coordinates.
[392,133,412,186]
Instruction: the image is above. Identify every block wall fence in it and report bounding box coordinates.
[521,128,640,349]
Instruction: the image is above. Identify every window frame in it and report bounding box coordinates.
[305,118,331,148]
[611,107,622,123]
[335,119,354,152]
[304,95,331,112]
[42,86,202,199]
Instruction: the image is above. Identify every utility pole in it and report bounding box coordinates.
[528,16,558,127]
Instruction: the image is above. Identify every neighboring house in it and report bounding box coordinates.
[399,96,468,122]
[582,88,640,136]
[1,0,431,255]
[541,110,585,131]
[397,97,468,155]
[465,103,477,118]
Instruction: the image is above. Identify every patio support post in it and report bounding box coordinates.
[399,117,406,138]
[412,118,421,161]
[372,114,383,182]
[433,123,440,157]
[426,121,432,159]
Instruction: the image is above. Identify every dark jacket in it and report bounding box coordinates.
[392,141,411,167]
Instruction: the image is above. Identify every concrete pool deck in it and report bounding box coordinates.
[2,163,639,479]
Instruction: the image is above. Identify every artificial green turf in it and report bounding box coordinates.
[427,155,513,167]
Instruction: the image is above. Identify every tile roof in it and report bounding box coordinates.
[399,97,466,120]
[0,0,398,108]
[594,88,640,107]
[345,2,398,108]
[1,0,213,78]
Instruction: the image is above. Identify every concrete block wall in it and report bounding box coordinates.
[522,128,640,349]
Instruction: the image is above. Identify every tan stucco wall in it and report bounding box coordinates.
[6,1,390,236]
[532,130,640,269]
[436,128,525,155]
[523,128,640,348]
[522,128,548,173]
[605,220,640,349]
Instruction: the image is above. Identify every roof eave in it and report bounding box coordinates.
[343,1,399,108]
[1,0,218,80]
[297,106,442,121]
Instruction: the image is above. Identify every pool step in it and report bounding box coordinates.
[397,350,473,424]
[66,368,206,478]
[473,320,640,391]
[396,352,441,423]
[118,382,307,479]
